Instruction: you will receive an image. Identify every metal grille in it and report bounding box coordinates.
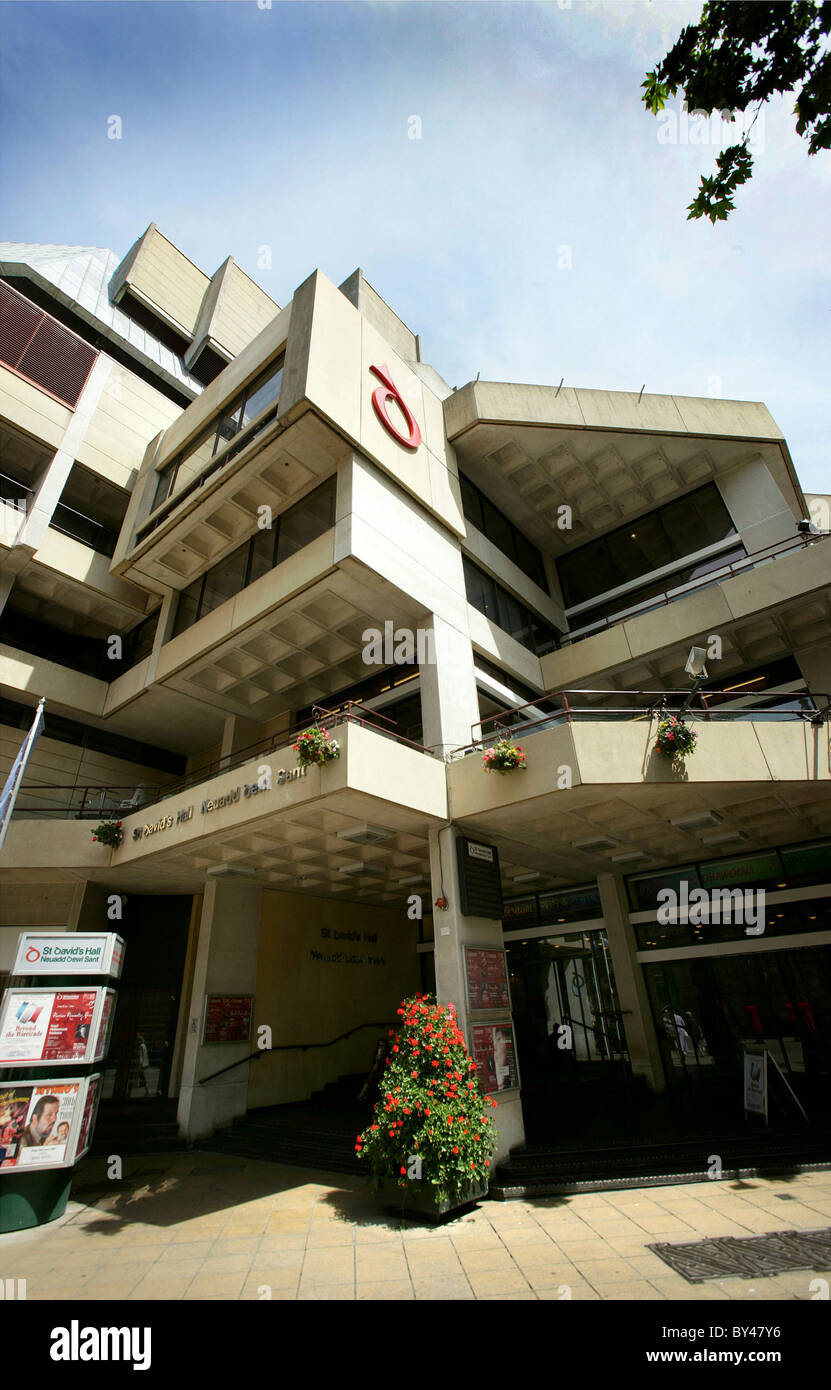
[0,280,97,407]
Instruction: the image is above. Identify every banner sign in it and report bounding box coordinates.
[0,988,116,1066]
[465,947,510,1012]
[12,932,125,980]
[0,1078,92,1172]
[203,995,254,1044]
[471,1021,519,1095]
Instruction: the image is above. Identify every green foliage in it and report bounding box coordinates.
[482,737,527,774]
[91,820,123,848]
[643,1,830,220]
[655,716,698,761]
[292,725,340,766]
[356,994,497,1203]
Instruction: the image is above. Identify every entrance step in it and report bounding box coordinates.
[490,1127,831,1197]
[195,1076,372,1176]
[91,1099,184,1157]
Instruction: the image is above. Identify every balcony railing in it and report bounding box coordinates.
[560,531,829,647]
[472,687,831,747]
[50,501,120,557]
[13,704,436,822]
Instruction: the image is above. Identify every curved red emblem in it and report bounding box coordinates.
[370,363,422,450]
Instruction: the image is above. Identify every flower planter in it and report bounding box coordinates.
[654,716,697,763]
[292,726,340,768]
[372,1175,489,1223]
[483,737,526,774]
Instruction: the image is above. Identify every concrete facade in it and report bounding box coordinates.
[1,227,830,1173]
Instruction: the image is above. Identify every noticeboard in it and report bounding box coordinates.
[0,988,117,1067]
[203,995,254,1044]
[464,947,510,1013]
[456,837,503,919]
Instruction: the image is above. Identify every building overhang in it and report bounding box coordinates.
[444,380,807,554]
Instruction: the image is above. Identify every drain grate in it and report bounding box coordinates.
[649,1227,831,1283]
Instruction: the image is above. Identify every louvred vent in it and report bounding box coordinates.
[0,280,97,408]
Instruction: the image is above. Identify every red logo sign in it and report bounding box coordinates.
[370,363,422,450]
[25,947,41,963]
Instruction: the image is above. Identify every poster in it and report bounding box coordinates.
[472,1021,519,1094]
[74,1075,102,1162]
[0,988,113,1066]
[0,1080,82,1171]
[203,995,253,1043]
[465,947,510,1012]
[93,991,117,1063]
[743,1048,767,1119]
[12,932,125,979]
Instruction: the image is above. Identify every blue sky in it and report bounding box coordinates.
[1,0,828,492]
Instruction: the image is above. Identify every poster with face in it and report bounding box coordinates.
[471,1022,519,1094]
[0,1081,81,1171]
[73,1075,102,1162]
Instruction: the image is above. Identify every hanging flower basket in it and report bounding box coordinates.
[356,993,497,1219]
[292,725,340,767]
[655,716,697,762]
[91,821,123,849]
[483,737,526,774]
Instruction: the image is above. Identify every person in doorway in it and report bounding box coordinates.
[357,1037,389,1102]
[661,1006,689,1056]
[135,1034,151,1095]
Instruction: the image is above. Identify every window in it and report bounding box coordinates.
[459,472,547,590]
[558,484,739,611]
[463,558,558,656]
[170,477,336,639]
[141,354,286,537]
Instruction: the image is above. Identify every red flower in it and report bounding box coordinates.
[452,1146,458,1155]
[400,1166,406,1175]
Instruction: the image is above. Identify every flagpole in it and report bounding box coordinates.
[0,697,45,857]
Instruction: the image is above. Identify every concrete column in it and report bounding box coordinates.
[177,877,263,1140]
[17,355,113,555]
[596,872,665,1093]
[429,823,525,1163]
[419,613,480,756]
[220,714,264,765]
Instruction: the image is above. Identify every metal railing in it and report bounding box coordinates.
[50,501,120,557]
[199,1020,397,1084]
[13,705,435,821]
[561,531,829,646]
[472,687,831,747]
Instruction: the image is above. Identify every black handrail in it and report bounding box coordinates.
[199,1019,396,1084]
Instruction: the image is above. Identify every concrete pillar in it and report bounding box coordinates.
[177,877,263,1140]
[17,355,113,554]
[429,823,525,1163]
[596,872,665,1093]
[220,714,264,765]
[419,613,480,756]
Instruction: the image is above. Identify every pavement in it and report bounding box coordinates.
[1,1152,830,1301]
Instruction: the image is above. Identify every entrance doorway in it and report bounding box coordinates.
[507,929,628,1087]
[101,895,192,1103]
[642,943,831,1119]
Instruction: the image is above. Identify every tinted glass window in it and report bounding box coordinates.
[172,577,203,637]
[241,363,283,429]
[248,525,277,584]
[200,545,248,616]
[276,480,336,564]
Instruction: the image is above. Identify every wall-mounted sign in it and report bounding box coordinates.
[471,1021,519,1095]
[0,1077,94,1173]
[12,932,125,980]
[465,947,510,1012]
[203,995,254,1044]
[456,837,503,919]
[131,766,308,841]
[370,362,422,450]
[0,988,116,1067]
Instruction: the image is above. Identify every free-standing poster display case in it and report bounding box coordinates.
[0,987,117,1067]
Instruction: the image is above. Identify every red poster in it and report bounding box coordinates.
[0,990,98,1064]
[466,949,510,1011]
[204,995,253,1043]
[42,992,97,1060]
[472,1023,519,1094]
